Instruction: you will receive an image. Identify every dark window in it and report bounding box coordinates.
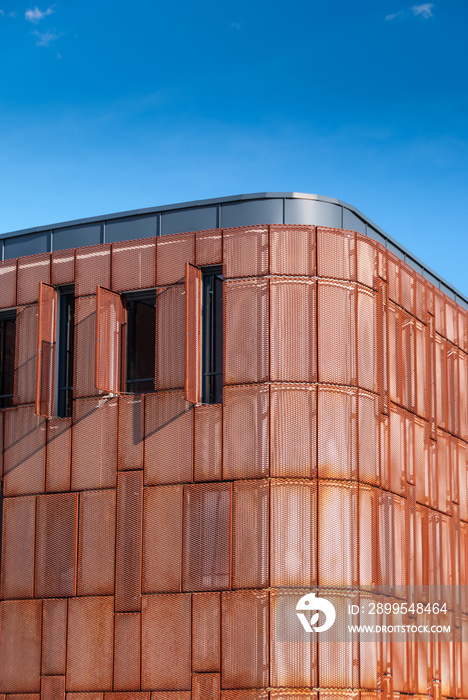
[125,290,156,393]
[201,266,223,404]
[0,310,16,409]
[56,286,75,417]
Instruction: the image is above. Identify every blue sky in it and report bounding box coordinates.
[1,0,467,293]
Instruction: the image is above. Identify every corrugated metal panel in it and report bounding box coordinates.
[195,228,222,267]
[77,489,116,596]
[194,404,222,482]
[46,418,71,492]
[51,249,75,286]
[192,592,220,673]
[223,226,268,279]
[191,673,220,700]
[156,231,194,286]
[113,613,141,691]
[232,479,268,589]
[111,238,156,292]
[0,494,36,598]
[95,286,125,394]
[41,675,65,700]
[357,286,378,393]
[318,481,358,588]
[141,594,191,691]
[318,386,357,481]
[117,394,144,471]
[17,253,50,306]
[36,283,57,418]
[318,281,356,386]
[75,244,110,298]
[144,391,193,485]
[185,263,202,404]
[35,492,78,598]
[270,278,316,383]
[356,233,377,289]
[0,259,17,308]
[74,296,100,398]
[42,598,67,676]
[143,484,182,593]
[71,398,117,490]
[221,590,269,689]
[224,278,269,384]
[269,224,315,276]
[14,305,38,405]
[155,285,185,390]
[0,599,42,693]
[3,406,45,497]
[270,384,316,479]
[115,470,143,612]
[223,384,269,480]
[66,597,114,692]
[317,227,356,281]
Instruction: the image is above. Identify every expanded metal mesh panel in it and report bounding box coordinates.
[435,334,448,432]
[192,592,221,673]
[191,673,220,700]
[42,598,67,676]
[194,404,222,482]
[232,479,269,589]
[377,491,409,590]
[71,398,117,491]
[46,418,71,492]
[223,384,269,480]
[446,342,459,436]
[399,260,415,316]
[459,441,468,522]
[66,597,114,691]
[270,278,316,383]
[220,692,268,700]
[317,227,356,281]
[75,244,110,297]
[105,694,149,700]
[17,253,50,306]
[51,249,75,286]
[115,470,143,612]
[155,285,185,390]
[221,590,269,689]
[356,233,377,289]
[436,430,452,515]
[459,308,468,353]
[269,225,315,276]
[0,494,36,599]
[318,281,356,386]
[66,694,103,700]
[459,351,468,441]
[270,693,317,699]
[113,613,141,691]
[195,228,222,267]
[150,694,191,700]
[3,406,45,497]
[318,481,358,587]
[414,416,430,507]
[434,288,446,337]
[358,391,380,487]
[0,259,17,308]
[414,272,427,322]
[389,404,407,496]
[14,304,38,405]
[401,311,416,413]
[185,263,201,404]
[36,283,56,417]
[224,278,269,384]
[95,286,125,394]
[118,395,144,471]
[270,384,316,479]
[41,675,65,700]
[156,231,194,286]
[74,296,100,398]
[0,600,42,693]
[359,485,378,588]
[415,319,428,419]
[144,391,193,485]
[386,251,400,307]
[388,302,401,406]
[318,386,358,481]
[183,482,231,592]
[141,594,191,691]
[357,286,378,393]
[414,503,429,587]
[111,238,156,292]
[223,226,269,279]
[446,298,458,346]
[35,492,78,598]
[143,484,182,593]
[317,593,360,688]
[270,480,316,588]
[77,489,116,596]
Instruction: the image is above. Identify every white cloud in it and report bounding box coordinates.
[8,10,17,17]
[412,3,434,17]
[33,29,58,46]
[385,12,398,20]
[0,10,4,16]
[25,6,54,23]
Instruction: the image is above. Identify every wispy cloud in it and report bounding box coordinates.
[385,3,434,20]
[32,29,58,46]
[25,6,54,23]
[8,10,17,17]
[0,9,4,16]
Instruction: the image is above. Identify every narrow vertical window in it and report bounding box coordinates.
[0,310,15,409]
[202,266,223,404]
[125,290,156,393]
[56,286,75,417]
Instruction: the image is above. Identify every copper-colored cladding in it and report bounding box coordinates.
[14,304,38,405]
[0,259,17,308]
[270,225,315,276]
[317,593,360,689]
[41,675,65,700]
[111,239,156,292]
[113,614,141,691]
[42,599,68,675]
[220,692,268,700]
[270,693,318,700]
[156,231,194,286]
[155,286,185,390]
[358,485,378,588]
[143,485,182,593]
[77,489,116,596]
[192,592,221,672]
[0,494,36,598]
[118,395,144,471]
[66,597,114,691]
[223,226,269,279]
[358,391,380,487]
[36,283,57,418]
[357,285,378,393]
[318,481,358,588]
[184,263,202,404]
[67,695,103,700]
[232,480,268,589]
[0,600,42,692]
[46,418,71,492]
[3,406,45,497]
[151,694,191,700]
[318,280,356,386]
[115,470,143,612]
[105,694,149,700]
[270,384,316,479]
[193,404,222,482]
[17,253,50,306]
[51,250,75,286]
[71,398,117,490]
[95,285,125,394]
[195,228,222,267]
[317,386,357,481]
[191,673,220,700]
[223,384,269,480]
[75,244,110,298]
[356,234,377,289]
[74,296,99,398]
[317,227,356,281]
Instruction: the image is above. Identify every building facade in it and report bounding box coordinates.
[0,193,467,699]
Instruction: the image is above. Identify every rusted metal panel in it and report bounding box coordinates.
[113,614,141,691]
[3,406,45,497]
[270,278,316,383]
[0,259,17,308]
[144,391,193,485]
[318,280,356,386]
[111,238,156,291]
[74,296,100,398]
[35,492,78,598]
[46,418,71,492]
[357,286,378,393]
[14,305,38,405]
[269,224,315,277]
[270,384,316,479]
[51,249,75,286]
[155,285,185,390]
[75,244,111,298]
[318,386,357,481]
[223,226,268,279]
[71,398,117,490]
[36,283,57,418]
[40,676,64,700]
[232,480,268,590]
[184,263,202,404]
[95,286,125,394]
[194,404,222,482]
[115,470,143,612]
[358,391,380,487]
[317,227,356,281]
[117,394,144,471]
[42,598,67,676]
[191,674,220,700]
[66,597,114,691]
[318,481,358,588]
[1,495,36,599]
[224,278,269,385]
[17,253,50,306]
[195,228,222,267]
[356,233,377,289]
[183,482,231,592]
[223,384,269,480]
[221,590,269,689]
[77,489,116,596]
[156,231,194,286]
[143,485,182,593]
[0,599,42,692]
[141,594,191,691]
[192,592,220,673]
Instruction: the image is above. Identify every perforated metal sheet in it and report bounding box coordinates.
[192,592,221,673]
[356,233,377,289]
[357,286,378,393]
[358,391,380,487]
[191,673,220,700]
[0,259,17,308]
[143,484,182,593]
[0,600,42,693]
[113,613,141,691]
[111,238,156,291]
[318,481,358,588]
[270,384,316,479]
[155,285,185,390]
[71,398,117,490]
[223,226,268,279]
[386,250,401,307]
[74,296,100,398]
[318,386,357,481]
[51,249,75,286]
[66,597,114,691]
[40,675,65,700]
[358,485,378,588]
[156,231,194,286]
[17,253,50,306]
[232,479,268,589]
[36,283,56,418]
[399,260,415,316]
[95,286,125,394]
[75,244,110,297]
[318,281,356,386]
[3,406,45,497]
[115,470,143,612]
[317,227,355,281]
[269,224,315,276]
[388,404,407,497]
[195,228,222,267]
[194,404,222,482]
[0,494,36,599]
[223,384,269,480]
[14,304,38,405]
[46,418,71,492]
[42,598,67,675]
[77,489,116,596]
